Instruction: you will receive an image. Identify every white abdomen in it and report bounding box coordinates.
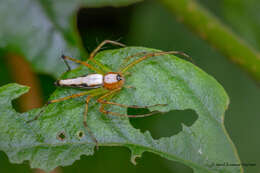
[58,74,103,87]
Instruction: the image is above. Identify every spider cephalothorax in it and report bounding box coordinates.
[103,72,124,90]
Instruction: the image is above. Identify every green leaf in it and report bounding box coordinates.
[0,0,142,78]
[0,47,242,172]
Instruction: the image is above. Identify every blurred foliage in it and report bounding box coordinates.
[0,0,81,78]
[0,0,142,78]
[0,0,260,173]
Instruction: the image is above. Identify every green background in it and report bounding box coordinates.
[0,0,259,173]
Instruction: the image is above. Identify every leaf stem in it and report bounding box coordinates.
[159,0,260,83]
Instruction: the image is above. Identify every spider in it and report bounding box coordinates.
[27,40,189,147]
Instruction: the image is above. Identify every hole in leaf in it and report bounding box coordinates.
[10,74,56,114]
[140,151,193,173]
[65,146,193,173]
[0,151,31,172]
[11,99,22,113]
[128,108,198,139]
[77,130,85,139]
[57,131,66,141]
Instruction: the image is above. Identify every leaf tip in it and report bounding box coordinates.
[0,83,30,100]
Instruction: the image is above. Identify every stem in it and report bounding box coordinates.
[6,53,43,111]
[159,0,260,83]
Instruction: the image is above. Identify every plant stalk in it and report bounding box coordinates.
[160,0,260,83]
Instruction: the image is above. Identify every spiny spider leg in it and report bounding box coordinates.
[84,95,99,149]
[88,40,126,60]
[119,51,149,71]
[27,89,103,123]
[61,55,104,74]
[97,89,166,118]
[86,40,126,73]
[99,104,162,118]
[120,51,190,74]
[61,55,72,72]
[119,50,191,71]
[26,105,47,123]
[99,99,167,109]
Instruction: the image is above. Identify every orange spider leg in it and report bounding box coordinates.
[99,100,167,109]
[62,55,104,74]
[99,104,162,118]
[27,88,106,123]
[48,92,89,103]
[87,40,126,73]
[120,51,190,74]
[119,51,149,70]
[119,50,189,69]
[84,95,100,149]
[97,88,165,118]
[88,40,126,60]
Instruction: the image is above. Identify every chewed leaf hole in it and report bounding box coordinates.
[57,131,66,141]
[128,108,198,139]
[76,130,85,139]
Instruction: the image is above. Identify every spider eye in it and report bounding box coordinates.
[116,74,122,81]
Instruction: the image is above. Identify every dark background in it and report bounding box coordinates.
[1,0,259,173]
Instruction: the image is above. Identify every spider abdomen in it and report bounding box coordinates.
[55,74,103,88]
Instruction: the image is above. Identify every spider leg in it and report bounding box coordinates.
[88,40,125,60]
[119,51,149,71]
[48,90,98,104]
[120,51,190,74]
[61,55,72,72]
[97,88,121,101]
[27,89,105,123]
[87,40,126,73]
[99,100,167,109]
[97,88,166,117]
[84,95,99,149]
[99,104,162,118]
[61,55,104,74]
[124,85,136,89]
